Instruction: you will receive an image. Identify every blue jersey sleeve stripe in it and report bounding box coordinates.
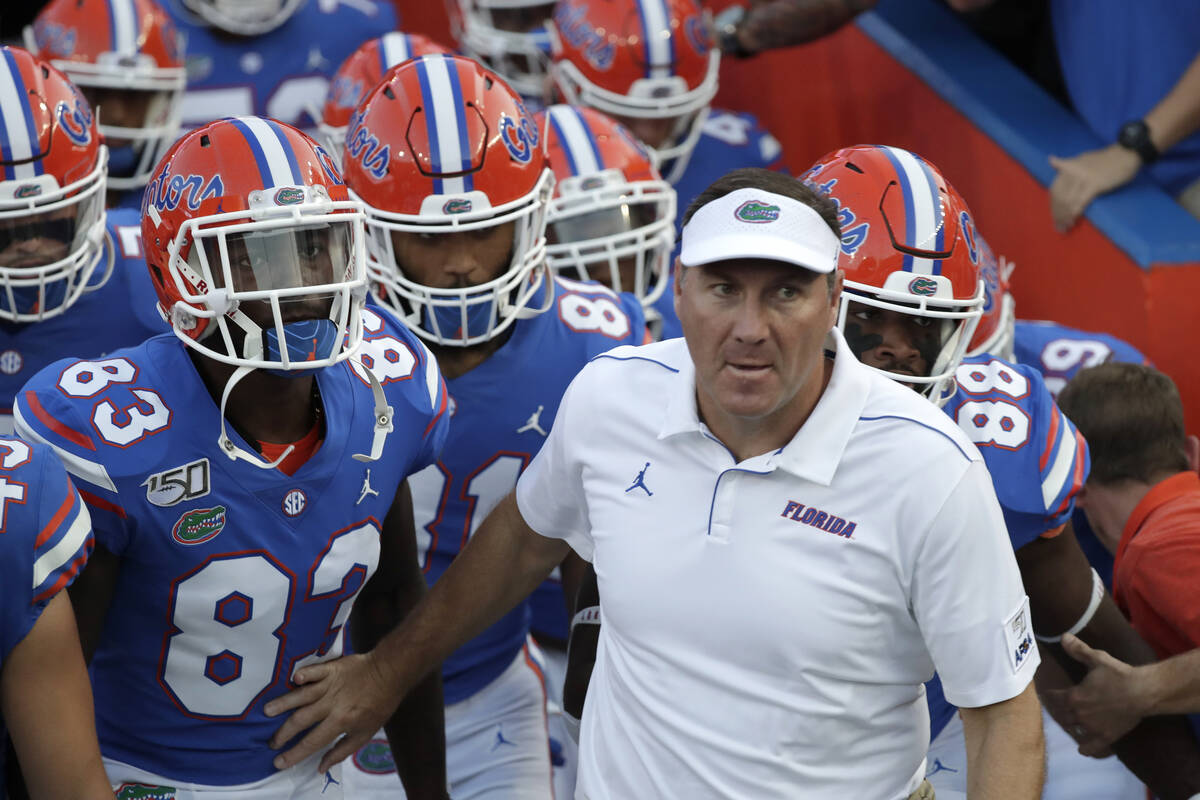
[32,492,93,605]
[13,399,118,493]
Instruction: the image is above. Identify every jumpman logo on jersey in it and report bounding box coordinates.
[492,725,517,751]
[625,462,653,496]
[517,404,548,436]
[356,469,379,505]
[926,758,959,777]
[322,770,341,793]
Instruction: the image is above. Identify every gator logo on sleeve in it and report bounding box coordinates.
[734,199,781,223]
[116,784,177,800]
[172,505,227,545]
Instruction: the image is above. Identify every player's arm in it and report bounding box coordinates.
[959,683,1044,800]
[563,564,600,725]
[1017,524,1200,797]
[268,491,570,772]
[1,590,113,800]
[349,479,448,800]
[67,542,120,663]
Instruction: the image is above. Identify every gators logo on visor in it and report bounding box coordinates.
[734,200,780,223]
[442,198,472,214]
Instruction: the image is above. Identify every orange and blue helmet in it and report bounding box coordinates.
[0,47,109,322]
[804,144,985,406]
[343,54,554,347]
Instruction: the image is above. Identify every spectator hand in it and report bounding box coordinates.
[264,652,404,773]
[1058,633,1149,755]
[1048,146,1141,233]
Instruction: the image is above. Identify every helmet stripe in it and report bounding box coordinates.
[109,0,140,56]
[637,0,675,79]
[443,57,474,192]
[415,55,470,195]
[880,145,941,275]
[0,49,41,181]
[549,106,601,175]
[379,33,413,72]
[264,119,304,184]
[229,116,302,187]
[916,155,946,274]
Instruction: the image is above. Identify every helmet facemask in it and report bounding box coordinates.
[0,146,111,322]
[362,168,556,347]
[545,168,674,306]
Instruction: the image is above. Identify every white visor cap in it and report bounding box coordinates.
[679,187,840,274]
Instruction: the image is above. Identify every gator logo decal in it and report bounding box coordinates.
[172,505,227,545]
[442,198,472,214]
[907,276,938,296]
[734,199,780,223]
[14,184,41,199]
[352,738,397,775]
[274,187,305,205]
[116,784,176,800]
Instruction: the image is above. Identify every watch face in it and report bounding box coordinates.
[1120,121,1147,146]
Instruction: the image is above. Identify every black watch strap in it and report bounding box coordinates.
[1118,120,1159,164]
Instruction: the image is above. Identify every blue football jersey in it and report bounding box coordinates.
[1013,319,1148,589]
[0,437,94,787]
[1013,319,1149,398]
[12,306,448,784]
[412,277,644,702]
[926,354,1089,739]
[651,108,785,339]
[165,0,397,131]
[0,207,166,432]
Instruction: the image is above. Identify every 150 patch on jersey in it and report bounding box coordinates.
[142,458,210,507]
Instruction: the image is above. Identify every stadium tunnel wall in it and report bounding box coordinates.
[397,0,1200,429]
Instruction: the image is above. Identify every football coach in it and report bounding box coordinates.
[266,168,1045,800]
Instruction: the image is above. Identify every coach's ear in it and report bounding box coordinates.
[1186,434,1199,474]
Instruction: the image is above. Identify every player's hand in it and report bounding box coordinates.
[1057,633,1149,755]
[1048,145,1141,233]
[264,652,402,773]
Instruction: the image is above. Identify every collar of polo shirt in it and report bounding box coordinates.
[679,187,840,272]
[658,328,872,484]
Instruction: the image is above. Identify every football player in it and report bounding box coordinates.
[965,233,1150,646]
[448,0,556,104]
[0,437,113,800]
[336,55,645,799]
[807,144,1200,800]
[161,0,397,132]
[25,0,186,209]
[315,31,453,162]
[549,0,785,337]
[0,47,165,435]
[15,117,451,798]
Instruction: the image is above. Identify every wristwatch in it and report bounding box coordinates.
[714,5,753,59]
[1117,119,1159,164]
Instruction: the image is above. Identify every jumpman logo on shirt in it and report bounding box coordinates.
[625,462,653,496]
[926,758,958,777]
[492,725,517,751]
[322,770,341,793]
[517,404,548,436]
[356,469,379,505]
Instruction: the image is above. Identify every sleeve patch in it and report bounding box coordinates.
[1003,595,1035,675]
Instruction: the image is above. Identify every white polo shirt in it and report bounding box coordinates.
[515,330,1038,799]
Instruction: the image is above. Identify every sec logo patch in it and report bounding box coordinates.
[282,489,307,517]
[0,350,23,375]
